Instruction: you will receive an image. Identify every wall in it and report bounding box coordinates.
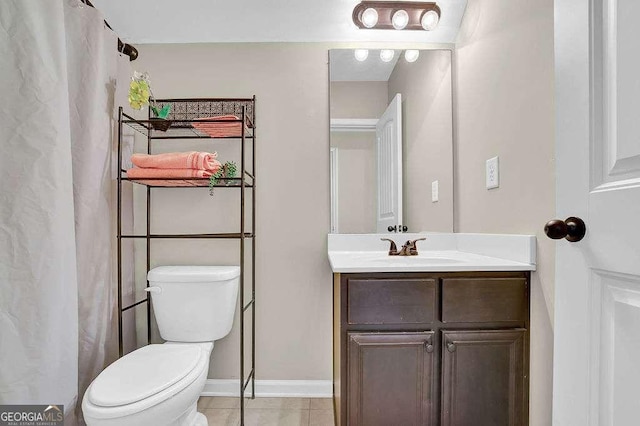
[455,1,555,425]
[136,43,334,381]
[388,50,454,232]
[330,81,388,234]
[330,81,388,119]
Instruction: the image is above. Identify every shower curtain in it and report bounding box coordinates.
[0,1,129,423]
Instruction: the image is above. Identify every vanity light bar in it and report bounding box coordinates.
[352,1,441,31]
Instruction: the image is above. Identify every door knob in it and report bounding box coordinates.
[544,217,586,242]
[388,225,397,232]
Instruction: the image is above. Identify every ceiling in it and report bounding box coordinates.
[92,0,468,44]
[330,49,401,82]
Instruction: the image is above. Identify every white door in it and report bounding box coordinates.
[553,1,640,425]
[376,93,402,233]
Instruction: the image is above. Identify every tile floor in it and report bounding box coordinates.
[197,397,334,426]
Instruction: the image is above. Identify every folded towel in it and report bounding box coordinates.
[196,115,239,122]
[126,167,214,179]
[191,115,244,138]
[131,152,221,172]
[128,179,207,187]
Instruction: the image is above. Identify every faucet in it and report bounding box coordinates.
[381,238,426,256]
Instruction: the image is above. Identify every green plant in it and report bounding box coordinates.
[209,161,238,196]
[128,71,170,118]
[151,104,171,119]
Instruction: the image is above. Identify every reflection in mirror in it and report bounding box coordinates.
[329,49,453,234]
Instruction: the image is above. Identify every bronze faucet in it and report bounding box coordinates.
[381,238,426,256]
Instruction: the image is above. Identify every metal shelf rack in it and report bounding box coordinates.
[116,97,256,425]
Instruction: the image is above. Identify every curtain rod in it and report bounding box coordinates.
[80,0,138,61]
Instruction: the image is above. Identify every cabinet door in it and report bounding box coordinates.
[441,329,527,426]
[348,332,435,426]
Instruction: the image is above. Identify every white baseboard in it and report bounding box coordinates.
[201,379,333,398]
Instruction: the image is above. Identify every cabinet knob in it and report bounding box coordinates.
[425,343,434,353]
[446,342,456,353]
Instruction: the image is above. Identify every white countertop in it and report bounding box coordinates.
[328,233,536,273]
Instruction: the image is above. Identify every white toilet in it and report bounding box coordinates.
[82,266,240,426]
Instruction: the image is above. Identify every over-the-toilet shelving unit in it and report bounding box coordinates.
[116,97,256,424]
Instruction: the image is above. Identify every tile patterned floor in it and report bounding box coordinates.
[197,397,334,426]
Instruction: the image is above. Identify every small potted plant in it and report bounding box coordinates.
[209,161,238,196]
[128,71,171,131]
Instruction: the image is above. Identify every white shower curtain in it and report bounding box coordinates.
[0,1,129,423]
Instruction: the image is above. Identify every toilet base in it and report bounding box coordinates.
[179,403,208,426]
[193,412,208,426]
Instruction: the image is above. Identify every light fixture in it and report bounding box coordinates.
[352,1,441,31]
[361,7,379,28]
[404,50,420,63]
[354,49,369,61]
[421,9,440,31]
[380,49,395,63]
[391,10,409,30]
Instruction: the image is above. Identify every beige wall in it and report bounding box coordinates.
[136,43,333,380]
[389,50,453,232]
[330,81,387,234]
[455,1,555,425]
[330,81,388,118]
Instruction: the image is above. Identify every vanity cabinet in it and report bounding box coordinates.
[333,272,530,426]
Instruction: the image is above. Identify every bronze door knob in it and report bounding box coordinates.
[544,217,586,242]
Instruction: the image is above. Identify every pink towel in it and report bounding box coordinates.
[126,167,214,187]
[131,152,221,172]
[126,168,213,179]
[191,115,244,138]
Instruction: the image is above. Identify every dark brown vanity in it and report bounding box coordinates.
[333,271,530,426]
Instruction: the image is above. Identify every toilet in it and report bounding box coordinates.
[82,266,240,426]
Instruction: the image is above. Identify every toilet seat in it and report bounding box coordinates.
[88,344,202,407]
[83,343,211,420]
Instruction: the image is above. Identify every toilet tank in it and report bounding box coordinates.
[147,266,240,342]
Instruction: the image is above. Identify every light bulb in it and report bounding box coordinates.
[391,10,409,30]
[421,10,440,31]
[404,50,420,63]
[380,50,395,63]
[354,49,369,62]
[361,8,379,28]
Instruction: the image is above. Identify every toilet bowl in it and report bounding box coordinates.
[83,266,240,426]
[82,342,212,426]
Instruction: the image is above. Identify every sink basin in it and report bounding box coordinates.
[367,257,463,265]
[349,251,462,265]
[347,252,464,266]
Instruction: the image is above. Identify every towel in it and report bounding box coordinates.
[125,167,214,187]
[131,152,221,172]
[191,115,244,138]
[126,167,214,179]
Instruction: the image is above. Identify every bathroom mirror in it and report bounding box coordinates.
[329,49,453,234]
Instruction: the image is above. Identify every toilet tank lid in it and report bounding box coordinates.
[148,265,241,282]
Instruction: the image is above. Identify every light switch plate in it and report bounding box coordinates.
[486,156,499,189]
[431,180,439,202]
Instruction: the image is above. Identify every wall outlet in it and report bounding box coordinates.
[486,156,500,189]
[431,180,439,202]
